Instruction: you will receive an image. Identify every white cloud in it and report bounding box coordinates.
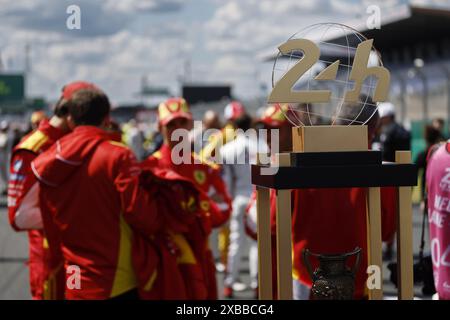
[202,0,357,98]
[260,0,326,15]
[213,55,254,76]
[104,0,184,13]
[0,26,189,102]
[215,1,243,22]
[411,0,450,7]
[202,0,450,99]
[0,0,185,38]
[0,0,39,11]
[0,0,190,103]
[1,0,448,104]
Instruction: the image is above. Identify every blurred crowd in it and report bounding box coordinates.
[2,80,449,300]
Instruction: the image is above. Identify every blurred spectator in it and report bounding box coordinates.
[6,80,92,300]
[224,101,246,124]
[378,102,411,162]
[201,102,246,275]
[220,106,268,298]
[378,102,408,260]
[432,118,446,141]
[200,101,245,163]
[204,110,222,131]
[11,126,24,148]
[192,110,222,151]
[258,103,293,152]
[124,119,145,161]
[416,125,444,202]
[426,141,450,300]
[146,131,163,156]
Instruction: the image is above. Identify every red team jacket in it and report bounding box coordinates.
[143,143,232,299]
[32,125,167,299]
[7,119,66,299]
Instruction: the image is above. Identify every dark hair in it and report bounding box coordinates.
[433,118,444,127]
[54,97,69,117]
[67,89,110,126]
[231,113,252,131]
[424,124,441,146]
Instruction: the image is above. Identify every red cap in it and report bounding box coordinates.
[158,97,192,126]
[260,103,291,127]
[224,101,246,121]
[61,81,100,101]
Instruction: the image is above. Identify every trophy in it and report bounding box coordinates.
[251,23,417,300]
[303,248,361,300]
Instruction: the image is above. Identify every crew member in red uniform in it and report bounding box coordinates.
[31,86,181,299]
[7,81,96,299]
[246,100,397,299]
[143,97,232,299]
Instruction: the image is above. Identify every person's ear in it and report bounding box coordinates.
[67,115,76,130]
[60,115,71,133]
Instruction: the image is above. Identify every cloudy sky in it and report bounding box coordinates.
[0,0,449,104]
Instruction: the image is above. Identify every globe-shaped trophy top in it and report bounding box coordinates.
[271,23,384,127]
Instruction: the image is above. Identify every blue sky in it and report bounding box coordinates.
[0,0,448,104]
